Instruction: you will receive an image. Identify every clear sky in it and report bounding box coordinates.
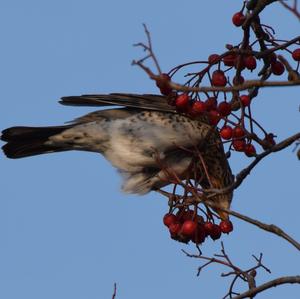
[0,1,299,298]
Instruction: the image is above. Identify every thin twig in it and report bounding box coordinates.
[279,0,300,20]
[111,283,117,299]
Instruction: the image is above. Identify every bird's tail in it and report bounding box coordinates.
[1,125,72,159]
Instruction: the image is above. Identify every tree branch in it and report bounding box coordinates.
[231,276,300,299]
[279,0,300,20]
[221,208,300,251]
[205,132,300,195]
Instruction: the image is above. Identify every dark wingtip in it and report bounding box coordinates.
[0,127,25,141]
[1,129,9,142]
[59,96,111,107]
[1,142,20,159]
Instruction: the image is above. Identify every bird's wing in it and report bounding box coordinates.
[59,93,176,113]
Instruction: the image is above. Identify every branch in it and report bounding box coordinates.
[112,283,117,299]
[231,276,300,299]
[279,0,300,20]
[183,242,273,298]
[205,132,300,195]
[133,60,300,92]
[205,204,300,251]
[169,79,300,93]
[233,131,300,189]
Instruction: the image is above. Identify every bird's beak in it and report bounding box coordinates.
[216,209,229,221]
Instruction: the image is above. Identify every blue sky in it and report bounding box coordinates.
[0,1,299,298]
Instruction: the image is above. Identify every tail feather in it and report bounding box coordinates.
[1,125,72,159]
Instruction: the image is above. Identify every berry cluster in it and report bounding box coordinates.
[163,209,233,245]
[153,4,300,247]
[154,7,300,160]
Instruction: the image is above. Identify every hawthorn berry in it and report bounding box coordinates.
[203,221,214,235]
[240,95,251,106]
[175,93,190,111]
[244,56,257,70]
[244,144,256,157]
[180,210,195,222]
[218,101,232,117]
[232,139,246,151]
[205,97,218,111]
[208,110,221,126]
[233,127,245,138]
[233,75,244,85]
[271,61,285,76]
[191,101,206,115]
[211,70,227,87]
[163,213,178,227]
[292,48,300,61]
[169,222,181,235]
[234,56,246,70]
[223,54,236,66]
[209,224,222,240]
[191,225,206,244]
[208,54,220,64]
[156,73,172,95]
[181,220,197,236]
[219,220,233,234]
[220,126,233,140]
[232,12,246,27]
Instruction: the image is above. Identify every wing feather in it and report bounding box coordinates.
[60,93,176,113]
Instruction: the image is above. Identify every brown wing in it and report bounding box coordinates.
[59,93,176,113]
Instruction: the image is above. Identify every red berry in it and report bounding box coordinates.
[210,224,222,240]
[181,220,197,236]
[180,210,195,222]
[240,95,251,106]
[244,144,256,157]
[191,224,206,244]
[191,101,206,115]
[208,54,220,64]
[292,48,300,61]
[175,94,190,110]
[232,139,246,151]
[232,12,246,27]
[169,222,181,235]
[205,97,217,111]
[220,126,233,140]
[244,56,257,70]
[219,220,233,234]
[208,110,221,126]
[156,73,172,95]
[233,127,245,138]
[203,221,214,235]
[211,70,227,87]
[163,213,178,227]
[271,61,285,76]
[217,101,232,117]
[223,54,237,66]
[234,56,245,70]
[233,75,245,85]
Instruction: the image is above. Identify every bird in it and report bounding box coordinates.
[1,93,233,219]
